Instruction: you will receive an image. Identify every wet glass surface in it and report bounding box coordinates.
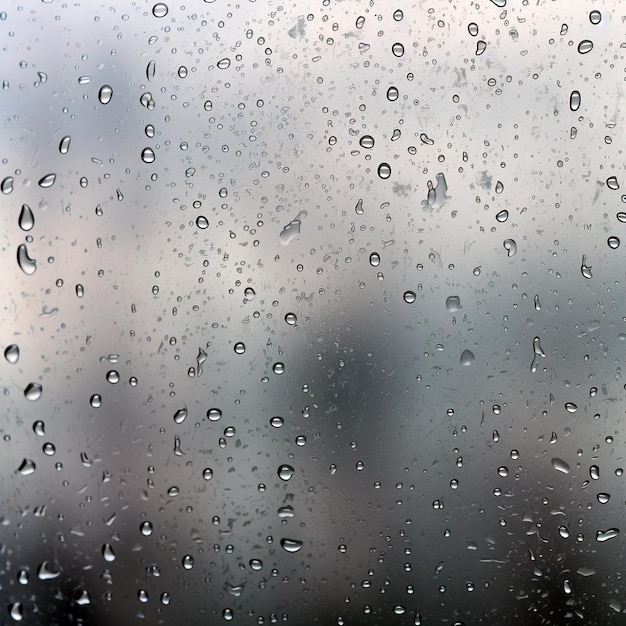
[1,1,626,624]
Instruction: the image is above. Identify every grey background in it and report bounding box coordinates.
[1,0,625,624]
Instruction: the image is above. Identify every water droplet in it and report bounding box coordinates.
[597,493,610,504]
[503,238,517,256]
[369,252,380,267]
[446,296,461,312]
[173,408,187,424]
[146,60,156,81]
[476,40,487,55]
[207,408,222,421]
[285,312,297,325]
[24,383,42,401]
[223,608,234,621]
[495,180,504,194]
[1,176,14,194]
[273,362,285,375]
[393,9,403,21]
[460,349,475,366]
[495,209,508,223]
[473,266,481,276]
[178,65,188,78]
[17,569,29,585]
[581,255,592,279]
[392,42,404,57]
[578,40,593,54]
[204,99,213,111]
[378,162,391,179]
[59,135,71,154]
[141,147,155,163]
[569,90,581,111]
[280,538,303,553]
[160,592,170,605]
[98,84,113,104]
[565,402,577,413]
[278,464,295,481]
[589,10,601,25]
[33,420,45,436]
[250,558,263,570]
[403,290,416,304]
[234,342,246,354]
[386,86,399,101]
[138,589,149,602]
[203,467,213,480]
[17,458,36,475]
[596,528,619,542]
[75,284,84,298]
[140,521,153,536]
[4,344,19,364]
[106,370,119,384]
[217,58,231,69]
[607,176,619,190]
[359,135,374,149]
[102,543,116,562]
[279,210,306,245]
[468,23,478,36]
[38,173,56,188]
[270,416,284,427]
[551,457,570,474]
[182,555,194,570]
[196,215,209,229]
[355,15,365,29]
[140,92,154,109]
[43,442,55,456]
[90,394,102,408]
[590,465,600,480]
[152,2,168,17]
[167,485,179,497]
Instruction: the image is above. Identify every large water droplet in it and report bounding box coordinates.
[386,86,399,101]
[90,393,102,408]
[460,349,475,366]
[392,42,405,57]
[589,10,601,24]
[98,84,113,104]
[250,558,263,570]
[565,402,577,413]
[503,238,517,256]
[174,408,187,424]
[577,40,593,54]
[280,538,303,553]
[551,457,570,474]
[207,408,222,421]
[182,555,194,570]
[278,464,295,481]
[378,162,391,179]
[141,147,155,163]
[596,528,619,542]
[140,521,153,536]
[203,467,213,480]
[569,90,581,111]
[4,344,19,364]
[495,209,508,223]
[285,312,297,325]
[608,236,620,249]
[37,561,60,580]
[279,210,306,245]
[369,252,380,267]
[16,243,36,275]
[606,176,619,190]
[24,382,42,401]
[17,458,36,475]
[359,135,374,149]
[1,176,14,194]
[217,58,231,69]
[445,296,461,312]
[393,9,403,21]
[403,290,416,304]
[38,173,56,188]
[152,2,168,17]
[468,22,479,36]
[234,342,246,354]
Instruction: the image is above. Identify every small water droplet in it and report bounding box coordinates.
[578,40,593,54]
[551,457,570,474]
[98,84,113,104]
[278,464,295,481]
[460,349,475,366]
[59,135,71,154]
[359,135,374,149]
[280,538,303,553]
[203,467,213,480]
[503,238,517,256]
[24,383,42,401]
[140,521,153,536]
[378,162,391,179]
[4,344,19,364]
[141,147,155,163]
[152,2,168,17]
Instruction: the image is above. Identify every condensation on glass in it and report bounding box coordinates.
[0,1,625,624]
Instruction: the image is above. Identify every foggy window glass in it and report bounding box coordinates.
[1,0,625,624]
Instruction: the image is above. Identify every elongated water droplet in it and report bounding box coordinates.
[98,84,113,104]
[102,543,116,562]
[174,407,187,424]
[75,284,84,298]
[578,40,593,54]
[203,467,213,480]
[569,90,581,111]
[59,135,71,154]
[596,528,619,542]
[581,255,592,279]
[355,15,365,29]
[18,204,34,232]
[146,60,156,81]
[5,344,19,364]
[280,538,303,553]
[279,210,306,245]
[503,238,517,256]
[182,554,194,569]
[217,58,231,69]
[369,252,380,267]
[38,173,56,188]
[141,147,155,163]
[551,457,570,474]
[565,402,577,413]
[476,40,487,55]
[495,180,504,194]
[24,382,42,401]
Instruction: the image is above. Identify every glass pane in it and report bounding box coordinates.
[1,1,623,623]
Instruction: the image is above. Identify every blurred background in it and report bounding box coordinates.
[1,1,625,624]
